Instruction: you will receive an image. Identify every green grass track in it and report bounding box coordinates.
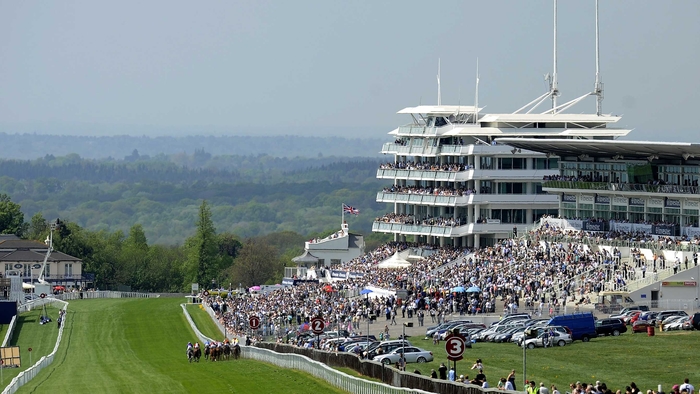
[15,298,348,394]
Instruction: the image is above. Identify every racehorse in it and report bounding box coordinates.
[233,343,241,360]
[222,343,231,360]
[209,345,220,362]
[192,347,201,362]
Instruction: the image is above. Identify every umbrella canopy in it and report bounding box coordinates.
[452,286,465,293]
[359,289,373,295]
[466,285,481,293]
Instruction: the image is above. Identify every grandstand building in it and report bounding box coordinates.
[497,139,700,238]
[373,105,630,248]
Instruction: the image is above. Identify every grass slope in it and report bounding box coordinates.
[16,298,348,394]
[402,330,700,391]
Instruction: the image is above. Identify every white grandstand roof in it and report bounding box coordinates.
[478,113,621,123]
[495,138,700,160]
[397,105,481,115]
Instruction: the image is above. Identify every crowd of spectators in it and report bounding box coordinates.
[380,161,470,172]
[382,185,477,196]
[374,213,463,227]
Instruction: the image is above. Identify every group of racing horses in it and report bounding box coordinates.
[187,341,241,363]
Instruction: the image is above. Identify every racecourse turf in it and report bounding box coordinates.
[13,298,348,394]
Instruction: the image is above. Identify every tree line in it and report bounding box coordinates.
[3,194,388,291]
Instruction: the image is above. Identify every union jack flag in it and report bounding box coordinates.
[343,203,360,215]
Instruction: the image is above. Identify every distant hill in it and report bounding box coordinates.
[0,133,386,160]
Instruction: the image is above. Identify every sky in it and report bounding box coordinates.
[1,1,699,141]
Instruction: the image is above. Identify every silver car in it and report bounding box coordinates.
[377,346,434,365]
[522,331,572,349]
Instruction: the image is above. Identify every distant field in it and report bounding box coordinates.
[14,298,348,394]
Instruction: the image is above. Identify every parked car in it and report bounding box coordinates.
[377,346,434,365]
[548,313,597,342]
[365,339,412,360]
[522,331,573,348]
[425,320,471,338]
[611,306,649,317]
[595,318,627,336]
[631,320,654,333]
[491,313,531,327]
[514,325,570,346]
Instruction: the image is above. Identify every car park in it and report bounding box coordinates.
[655,310,688,327]
[522,331,572,348]
[377,346,434,365]
[611,306,649,317]
[663,316,691,331]
[595,318,627,336]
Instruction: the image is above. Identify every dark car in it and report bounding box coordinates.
[690,312,700,330]
[596,318,627,336]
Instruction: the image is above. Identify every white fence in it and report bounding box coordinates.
[55,291,160,301]
[2,316,17,348]
[1,292,157,394]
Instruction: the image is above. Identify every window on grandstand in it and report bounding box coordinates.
[610,211,626,220]
[491,209,526,224]
[579,210,593,218]
[665,208,680,215]
[480,156,494,170]
[648,207,662,214]
[648,213,662,222]
[317,259,325,267]
[562,209,576,218]
[612,206,627,212]
[595,204,609,211]
[65,263,73,277]
[684,209,699,216]
[533,209,557,222]
[629,212,644,222]
[498,158,526,170]
[330,259,341,266]
[665,215,680,224]
[498,182,525,194]
[534,158,559,170]
[535,184,547,194]
[596,211,611,220]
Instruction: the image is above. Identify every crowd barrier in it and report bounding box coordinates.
[55,290,160,301]
[2,316,16,348]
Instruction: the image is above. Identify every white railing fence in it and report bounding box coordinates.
[2,316,17,348]
[56,291,160,301]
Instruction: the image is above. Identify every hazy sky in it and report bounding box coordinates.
[1,1,698,141]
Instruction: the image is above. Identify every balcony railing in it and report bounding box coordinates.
[543,180,700,195]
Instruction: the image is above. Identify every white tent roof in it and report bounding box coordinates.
[22,282,35,290]
[376,252,411,269]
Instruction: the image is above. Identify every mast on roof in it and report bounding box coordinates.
[594,0,604,115]
[474,58,479,124]
[551,0,559,111]
[437,58,442,106]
